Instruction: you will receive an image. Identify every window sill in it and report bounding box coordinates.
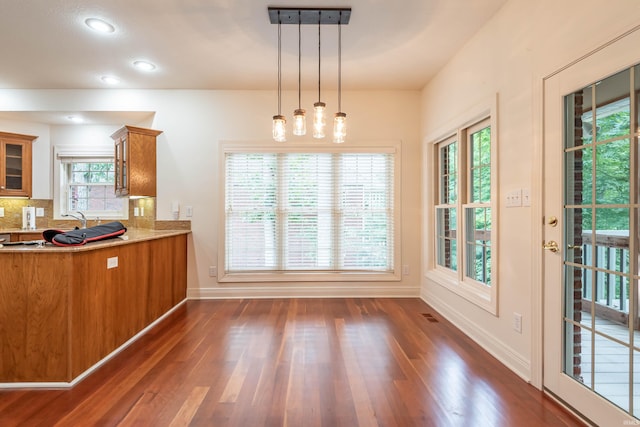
[219,270,401,283]
[425,268,497,316]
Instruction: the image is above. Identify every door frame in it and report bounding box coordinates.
[535,23,640,424]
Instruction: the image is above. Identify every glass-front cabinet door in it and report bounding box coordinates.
[0,132,36,197]
[114,135,125,196]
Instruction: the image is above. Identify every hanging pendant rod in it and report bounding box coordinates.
[268,7,351,25]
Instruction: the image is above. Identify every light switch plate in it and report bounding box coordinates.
[36,207,45,217]
[0,207,4,217]
[522,188,531,207]
[506,189,522,208]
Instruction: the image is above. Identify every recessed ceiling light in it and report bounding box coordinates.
[67,116,84,123]
[133,60,156,72]
[101,75,120,85]
[85,18,115,33]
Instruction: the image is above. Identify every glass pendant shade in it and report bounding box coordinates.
[293,108,306,136]
[313,102,326,139]
[273,115,286,142]
[333,112,347,143]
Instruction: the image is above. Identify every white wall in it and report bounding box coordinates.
[0,89,422,298]
[421,0,640,385]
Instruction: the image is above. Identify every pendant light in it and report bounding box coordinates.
[293,12,307,136]
[272,12,286,142]
[267,7,351,141]
[333,12,347,144]
[313,12,326,139]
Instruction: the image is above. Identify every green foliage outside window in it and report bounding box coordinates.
[579,109,631,230]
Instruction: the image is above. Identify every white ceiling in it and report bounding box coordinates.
[0,0,508,92]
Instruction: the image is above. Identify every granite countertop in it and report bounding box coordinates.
[0,228,190,253]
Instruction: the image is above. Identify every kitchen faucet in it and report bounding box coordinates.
[63,211,87,229]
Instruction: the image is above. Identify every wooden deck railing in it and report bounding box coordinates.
[580,230,631,325]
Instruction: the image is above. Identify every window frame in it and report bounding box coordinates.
[53,145,128,220]
[435,135,458,273]
[428,106,498,315]
[218,140,402,283]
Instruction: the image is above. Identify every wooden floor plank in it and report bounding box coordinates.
[169,386,210,427]
[0,298,583,426]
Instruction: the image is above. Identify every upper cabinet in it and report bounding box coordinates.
[111,125,163,197]
[0,131,37,198]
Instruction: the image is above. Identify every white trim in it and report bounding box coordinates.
[530,71,545,390]
[424,96,494,147]
[420,289,531,382]
[188,285,419,300]
[0,299,187,390]
[52,144,128,220]
[426,94,499,315]
[55,144,113,158]
[219,271,401,283]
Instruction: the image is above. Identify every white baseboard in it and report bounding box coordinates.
[0,299,188,390]
[189,285,420,299]
[420,287,532,383]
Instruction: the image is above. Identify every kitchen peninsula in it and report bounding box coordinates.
[0,228,189,386]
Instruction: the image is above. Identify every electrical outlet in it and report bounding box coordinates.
[402,265,410,275]
[513,312,522,333]
[36,207,45,217]
[140,206,145,216]
[186,206,193,217]
[0,207,4,217]
[107,256,118,269]
[208,266,217,277]
[134,207,139,217]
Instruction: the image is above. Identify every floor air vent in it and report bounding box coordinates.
[421,313,439,323]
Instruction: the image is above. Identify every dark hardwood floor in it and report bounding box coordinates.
[0,298,582,426]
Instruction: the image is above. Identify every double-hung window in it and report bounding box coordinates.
[433,117,497,313]
[54,146,127,219]
[220,142,400,282]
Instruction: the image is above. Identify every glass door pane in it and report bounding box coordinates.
[4,143,23,190]
[563,66,638,416]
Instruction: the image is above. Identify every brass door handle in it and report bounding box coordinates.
[543,240,559,253]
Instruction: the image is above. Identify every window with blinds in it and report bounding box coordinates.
[224,150,395,275]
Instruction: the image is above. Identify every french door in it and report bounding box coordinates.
[543,28,640,425]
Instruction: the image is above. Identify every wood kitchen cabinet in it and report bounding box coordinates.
[0,231,188,383]
[111,125,163,197]
[0,131,37,197]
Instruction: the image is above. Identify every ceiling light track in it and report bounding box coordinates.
[268,7,351,25]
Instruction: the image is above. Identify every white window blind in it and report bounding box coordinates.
[225,152,394,274]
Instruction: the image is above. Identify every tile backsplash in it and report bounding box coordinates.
[0,199,52,229]
[0,197,189,231]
